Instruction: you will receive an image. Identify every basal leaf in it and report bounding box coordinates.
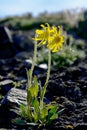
[32,98,39,113]
[12,118,26,125]
[40,107,48,121]
[28,76,39,98]
[33,76,39,97]
[47,105,58,121]
[50,113,58,120]
[20,104,27,118]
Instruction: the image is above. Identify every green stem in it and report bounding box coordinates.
[27,39,37,107]
[45,50,51,86]
[29,39,37,87]
[40,50,51,108]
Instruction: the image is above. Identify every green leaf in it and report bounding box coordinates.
[47,105,58,122]
[27,88,33,105]
[31,111,38,123]
[49,105,58,115]
[50,113,58,120]
[47,113,58,125]
[46,103,55,110]
[39,84,43,99]
[33,76,39,97]
[40,107,48,121]
[12,118,26,125]
[27,76,39,106]
[28,76,39,98]
[20,104,27,118]
[32,98,39,113]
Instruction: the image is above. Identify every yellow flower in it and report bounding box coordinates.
[33,23,51,45]
[47,26,64,52]
[33,23,65,52]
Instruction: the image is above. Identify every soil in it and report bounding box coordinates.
[0,44,87,130]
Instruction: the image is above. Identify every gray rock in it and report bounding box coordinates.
[0,88,27,128]
[1,87,27,108]
[0,79,13,86]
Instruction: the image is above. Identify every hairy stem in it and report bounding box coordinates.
[29,39,37,87]
[45,50,51,86]
[40,50,51,108]
[27,39,37,108]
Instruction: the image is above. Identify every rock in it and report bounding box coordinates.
[0,26,16,59]
[63,100,76,112]
[0,87,50,129]
[0,26,12,43]
[0,104,10,128]
[0,79,13,94]
[84,113,87,123]
[15,51,32,59]
[0,26,15,59]
[12,31,34,52]
[39,63,47,70]
[1,87,27,107]
[48,78,66,96]
[0,87,27,128]
[0,50,86,129]
[75,123,87,130]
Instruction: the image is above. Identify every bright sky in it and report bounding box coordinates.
[0,0,87,18]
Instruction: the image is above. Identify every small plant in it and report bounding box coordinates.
[13,23,65,128]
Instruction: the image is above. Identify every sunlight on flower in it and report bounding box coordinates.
[47,26,65,52]
[33,23,51,45]
[33,23,65,52]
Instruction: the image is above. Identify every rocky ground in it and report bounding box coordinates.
[0,53,87,130]
[0,26,87,130]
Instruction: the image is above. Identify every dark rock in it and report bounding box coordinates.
[84,113,87,123]
[66,67,82,80]
[63,100,76,112]
[12,31,34,52]
[0,105,10,128]
[0,26,12,43]
[75,123,87,130]
[0,26,16,58]
[0,79,13,94]
[48,78,66,96]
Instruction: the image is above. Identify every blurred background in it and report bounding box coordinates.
[0,0,87,18]
[0,0,87,67]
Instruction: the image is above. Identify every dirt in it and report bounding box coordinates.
[0,49,87,130]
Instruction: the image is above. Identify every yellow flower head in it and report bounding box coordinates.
[33,23,65,52]
[33,23,51,45]
[47,26,65,52]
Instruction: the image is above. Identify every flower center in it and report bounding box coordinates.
[54,35,61,43]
